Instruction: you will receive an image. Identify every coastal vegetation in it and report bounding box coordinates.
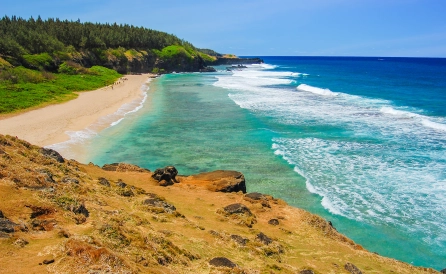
[0,16,215,114]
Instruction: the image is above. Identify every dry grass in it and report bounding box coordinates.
[0,134,440,274]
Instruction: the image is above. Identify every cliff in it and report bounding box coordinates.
[0,134,440,273]
[207,57,264,66]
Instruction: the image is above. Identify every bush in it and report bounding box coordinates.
[22,53,53,70]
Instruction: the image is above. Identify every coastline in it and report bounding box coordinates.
[0,73,155,148]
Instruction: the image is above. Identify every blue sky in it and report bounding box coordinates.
[2,0,446,57]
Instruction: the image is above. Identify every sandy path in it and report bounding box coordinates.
[0,74,154,147]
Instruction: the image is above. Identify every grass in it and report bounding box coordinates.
[0,65,121,114]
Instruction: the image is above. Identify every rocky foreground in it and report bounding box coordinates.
[0,134,440,273]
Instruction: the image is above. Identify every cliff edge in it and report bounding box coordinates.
[0,134,440,273]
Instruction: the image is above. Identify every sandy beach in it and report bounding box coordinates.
[0,74,153,147]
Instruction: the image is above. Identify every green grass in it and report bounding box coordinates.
[0,65,121,114]
[154,45,193,60]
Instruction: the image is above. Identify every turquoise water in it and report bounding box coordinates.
[52,57,446,270]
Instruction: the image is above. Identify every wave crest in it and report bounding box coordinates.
[296,84,337,96]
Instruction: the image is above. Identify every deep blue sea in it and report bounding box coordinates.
[52,56,446,270]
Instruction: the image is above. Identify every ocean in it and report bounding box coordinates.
[51,56,446,270]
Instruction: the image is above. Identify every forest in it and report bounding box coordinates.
[0,16,217,114]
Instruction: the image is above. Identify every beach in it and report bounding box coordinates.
[0,74,153,147]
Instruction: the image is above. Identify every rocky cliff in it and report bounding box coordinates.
[207,57,264,66]
[0,134,440,273]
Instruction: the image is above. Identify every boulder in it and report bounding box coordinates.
[230,235,248,246]
[244,192,272,207]
[344,262,362,274]
[441,268,446,274]
[0,211,19,234]
[152,166,179,186]
[223,203,252,215]
[256,232,272,245]
[40,148,64,163]
[143,193,176,214]
[218,203,256,227]
[209,257,237,268]
[268,219,279,226]
[186,170,246,193]
[98,177,110,187]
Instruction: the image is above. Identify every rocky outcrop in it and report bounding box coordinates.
[209,257,237,268]
[217,203,256,227]
[0,210,20,237]
[152,166,179,186]
[185,170,246,193]
[208,57,264,66]
[102,163,150,173]
[344,262,363,274]
[40,148,65,163]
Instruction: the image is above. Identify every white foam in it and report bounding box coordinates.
[296,84,338,96]
[380,107,419,119]
[422,119,446,132]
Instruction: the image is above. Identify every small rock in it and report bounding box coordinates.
[61,177,79,184]
[116,179,127,188]
[209,257,236,268]
[268,219,279,226]
[245,192,264,200]
[441,268,446,274]
[42,259,55,265]
[256,232,272,245]
[98,177,110,187]
[0,210,4,218]
[40,148,64,163]
[73,204,89,217]
[0,215,19,233]
[143,194,176,213]
[300,270,314,274]
[223,203,252,215]
[344,262,362,274]
[13,238,29,247]
[230,234,248,246]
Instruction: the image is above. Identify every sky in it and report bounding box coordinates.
[2,0,446,57]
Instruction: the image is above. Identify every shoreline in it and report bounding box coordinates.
[0,74,155,148]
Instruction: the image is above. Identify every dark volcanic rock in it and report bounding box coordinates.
[0,210,4,218]
[42,259,55,265]
[143,194,176,214]
[40,148,64,163]
[73,204,89,217]
[0,217,18,233]
[300,270,315,274]
[223,203,252,215]
[256,232,272,245]
[152,166,179,186]
[441,268,446,274]
[117,179,127,188]
[199,66,216,72]
[61,177,79,184]
[244,192,272,207]
[230,235,248,246]
[209,57,264,66]
[268,219,280,226]
[245,192,264,200]
[209,257,237,268]
[98,177,110,187]
[344,262,362,274]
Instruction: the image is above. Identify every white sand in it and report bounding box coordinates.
[0,74,154,147]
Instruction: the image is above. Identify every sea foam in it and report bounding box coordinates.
[296,84,337,96]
